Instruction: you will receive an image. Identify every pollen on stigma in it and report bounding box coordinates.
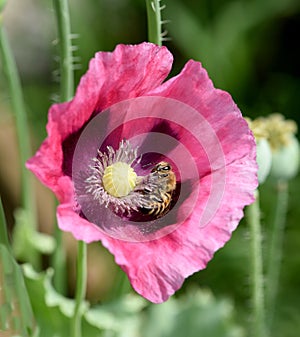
[84,140,174,217]
[84,140,147,215]
[102,162,137,197]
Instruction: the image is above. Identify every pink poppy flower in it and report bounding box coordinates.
[26,42,257,303]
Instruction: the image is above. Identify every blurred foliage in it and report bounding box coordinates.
[23,264,90,337]
[23,263,245,337]
[0,245,37,336]
[12,208,56,269]
[186,175,300,337]
[0,0,300,336]
[1,0,299,143]
[0,197,259,337]
[84,293,146,337]
[142,289,245,337]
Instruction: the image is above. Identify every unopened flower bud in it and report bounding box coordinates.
[270,135,300,180]
[256,138,272,184]
[259,113,300,180]
[245,117,272,184]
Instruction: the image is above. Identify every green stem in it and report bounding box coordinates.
[51,202,67,294]
[0,21,36,228]
[51,0,74,292]
[266,180,288,331]
[146,0,163,46]
[110,267,131,300]
[246,190,267,337]
[53,0,74,101]
[0,198,11,252]
[71,241,87,337]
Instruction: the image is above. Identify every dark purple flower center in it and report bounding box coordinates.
[83,140,177,219]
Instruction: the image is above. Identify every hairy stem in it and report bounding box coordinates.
[52,0,74,293]
[266,180,288,331]
[70,241,87,337]
[146,0,163,46]
[0,22,36,228]
[51,201,67,294]
[53,0,74,101]
[247,191,267,337]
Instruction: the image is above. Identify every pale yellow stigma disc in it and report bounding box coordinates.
[102,162,137,198]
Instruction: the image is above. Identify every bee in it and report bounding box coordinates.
[140,161,176,217]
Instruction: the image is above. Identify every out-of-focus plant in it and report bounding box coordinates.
[0,1,299,337]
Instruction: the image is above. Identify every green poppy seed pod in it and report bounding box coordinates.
[256,138,272,184]
[270,136,300,180]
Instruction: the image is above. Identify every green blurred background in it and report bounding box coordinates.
[0,0,300,336]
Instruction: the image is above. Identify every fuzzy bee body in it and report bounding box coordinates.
[141,162,176,217]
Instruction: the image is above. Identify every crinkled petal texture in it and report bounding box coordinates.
[27,42,257,303]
